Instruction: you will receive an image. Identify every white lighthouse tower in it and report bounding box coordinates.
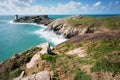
[15,15,18,20]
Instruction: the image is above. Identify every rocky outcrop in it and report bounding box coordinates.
[26,53,41,69]
[53,30,120,54]
[64,30,120,44]
[14,71,51,80]
[26,43,51,69]
[14,15,54,25]
[67,47,87,57]
[37,43,51,54]
[47,15,95,38]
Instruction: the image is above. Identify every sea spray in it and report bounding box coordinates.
[34,25,67,45]
[9,20,67,45]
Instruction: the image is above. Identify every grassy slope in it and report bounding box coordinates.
[67,16,120,30]
[47,39,120,80]
[1,16,120,80]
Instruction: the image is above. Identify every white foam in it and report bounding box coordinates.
[34,29,67,45]
[8,20,14,24]
[8,20,47,28]
[8,20,67,45]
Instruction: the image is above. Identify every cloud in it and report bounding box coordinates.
[0,0,119,15]
[20,0,35,3]
[93,1,102,7]
[0,0,81,15]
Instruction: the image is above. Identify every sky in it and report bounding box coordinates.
[0,0,120,15]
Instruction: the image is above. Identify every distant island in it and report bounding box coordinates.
[0,15,120,80]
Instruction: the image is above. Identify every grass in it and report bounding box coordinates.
[53,43,75,54]
[40,54,61,63]
[74,70,91,80]
[51,39,120,79]
[67,16,120,30]
[92,51,120,73]
[1,68,23,80]
[87,39,120,59]
[84,39,120,73]
[48,54,90,79]
[67,16,96,26]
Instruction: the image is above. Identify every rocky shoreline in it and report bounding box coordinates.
[0,15,120,80]
[14,15,54,26]
[14,15,120,38]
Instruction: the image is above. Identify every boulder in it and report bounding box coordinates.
[26,43,52,69]
[26,53,41,69]
[67,47,87,57]
[37,43,51,54]
[14,71,51,80]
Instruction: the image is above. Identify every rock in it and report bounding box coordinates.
[14,71,51,80]
[14,71,25,80]
[26,53,41,69]
[26,43,52,69]
[35,71,50,80]
[37,43,51,54]
[14,15,53,26]
[67,47,87,57]
[47,15,94,38]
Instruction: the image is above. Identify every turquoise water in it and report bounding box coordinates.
[0,15,67,62]
[0,15,120,62]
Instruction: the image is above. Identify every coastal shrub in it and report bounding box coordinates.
[74,70,91,80]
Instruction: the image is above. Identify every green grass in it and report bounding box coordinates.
[41,54,61,63]
[87,39,120,59]
[1,68,23,80]
[53,39,120,79]
[53,43,75,54]
[74,70,91,80]
[67,16,96,26]
[92,51,120,73]
[85,39,120,73]
[67,16,120,30]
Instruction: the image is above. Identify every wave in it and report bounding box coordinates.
[8,20,47,28]
[34,29,67,45]
[9,20,67,45]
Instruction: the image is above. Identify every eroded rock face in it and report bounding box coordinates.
[26,43,51,69]
[47,16,95,38]
[14,71,51,80]
[26,53,41,69]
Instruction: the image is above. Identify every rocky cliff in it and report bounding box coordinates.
[47,16,120,38]
[14,15,54,25]
[1,15,120,80]
[0,30,120,80]
[14,15,120,38]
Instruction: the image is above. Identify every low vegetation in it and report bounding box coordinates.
[0,47,42,80]
[67,16,120,30]
[51,39,120,79]
[74,70,91,80]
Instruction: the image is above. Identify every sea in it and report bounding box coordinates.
[0,14,119,62]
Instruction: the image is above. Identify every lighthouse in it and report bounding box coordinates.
[15,15,18,20]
